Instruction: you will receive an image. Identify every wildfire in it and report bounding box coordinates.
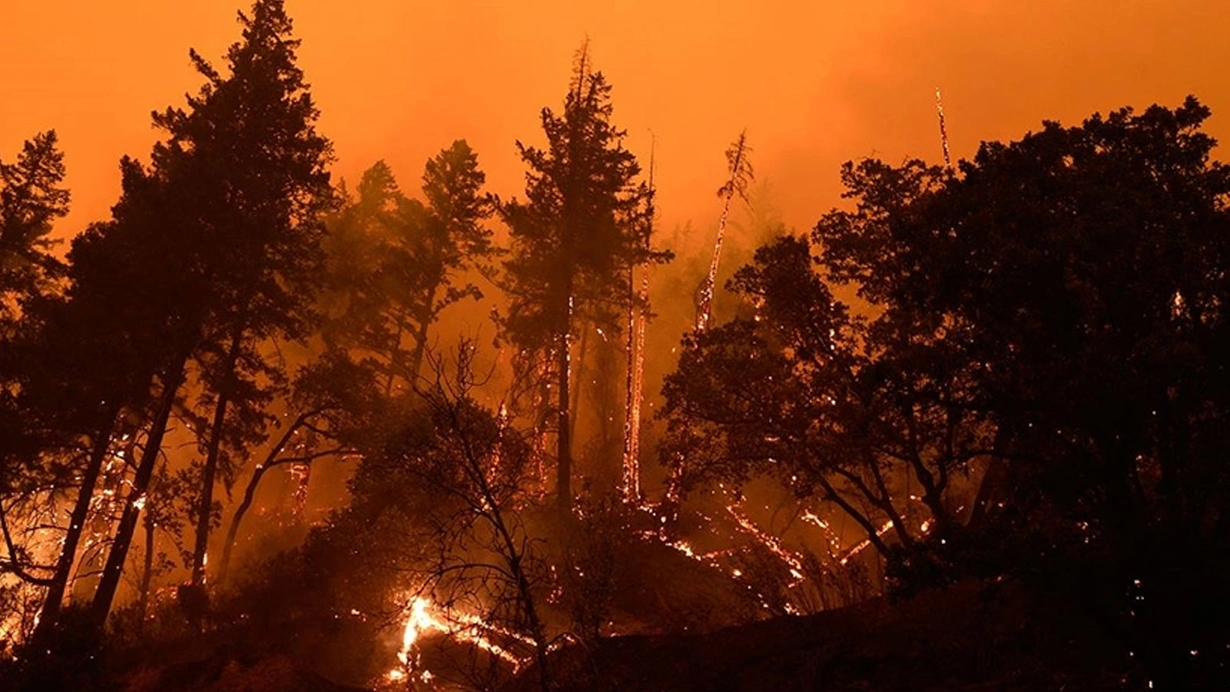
[839,519,895,566]
[387,596,529,685]
[935,87,952,169]
[695,130,752,332]
[725,504,807,584]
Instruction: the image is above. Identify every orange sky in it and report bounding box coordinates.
[2,0,1228,250]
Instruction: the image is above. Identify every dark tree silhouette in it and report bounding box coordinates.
[215,354,375,584]
[323,141,497,393]
[662,232,988,584]
[664,96,1230,687]
[500,44,667,511]
[0,131,69,327]
[77,0,335,630]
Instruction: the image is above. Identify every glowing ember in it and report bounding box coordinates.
[726,504,807,584]
[935,87,952,168]
[696,130,752,332]
[290,462,311,515]
[388,595,529,684]
[839,520,895,566]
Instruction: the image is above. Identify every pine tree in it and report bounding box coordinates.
[0,131,69,327]
[500,44,668,511]
[324,142,496,392]
[21,156,190,644]
[84,0,335,628]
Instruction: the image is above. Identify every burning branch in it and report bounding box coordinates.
[935,87,952,169]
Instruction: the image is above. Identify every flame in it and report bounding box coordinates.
[388,595,529,684]
[839,519,895,566]
[725,504,807,584]
[396,598,434,668]
[290,463,312,515]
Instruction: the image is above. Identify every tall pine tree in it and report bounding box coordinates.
[86,0,334,628]
[500,45,668,511]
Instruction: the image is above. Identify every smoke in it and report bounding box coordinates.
[9,1,1226,252]
[6,0,1230,624]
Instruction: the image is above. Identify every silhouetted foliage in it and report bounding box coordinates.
[0,130,69,327]
[323,141,497,391]
[663,96,1230,687]
[500,44,668,511]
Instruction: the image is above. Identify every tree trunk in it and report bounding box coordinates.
[475,449,551,691]
[191,333,242,591]
[499,522,551,692]
[90,358,187,631]
[557,324,573,513]
[969,424,1013,529]
[568,325,589,439]
[384,323,402,397]
[623,270,637,499]
[136,510,155,638]
[217,410,313,585]
[216,464,267,587]
[33,414,116,641]
[408,284,438,383]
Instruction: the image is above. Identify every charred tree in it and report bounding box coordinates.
[694,130,753,332]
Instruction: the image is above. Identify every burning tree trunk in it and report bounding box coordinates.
[32,414,116,641]
[190,332,242,599]
[510,349,554,500]
[621,272,651,503]
[90,358,187,631]
[556,295,574,512]
[935,87,952,169]
[622,142,656,502]
[662,132,754,525]
[695,130,753,332]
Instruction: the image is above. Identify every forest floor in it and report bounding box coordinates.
[69,577,1138,691]
[517,579,1137,692]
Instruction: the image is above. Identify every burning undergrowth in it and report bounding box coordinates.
[151,352,890,691]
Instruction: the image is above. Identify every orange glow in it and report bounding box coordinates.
[389,595,527,684]
[4,1,1227,256]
